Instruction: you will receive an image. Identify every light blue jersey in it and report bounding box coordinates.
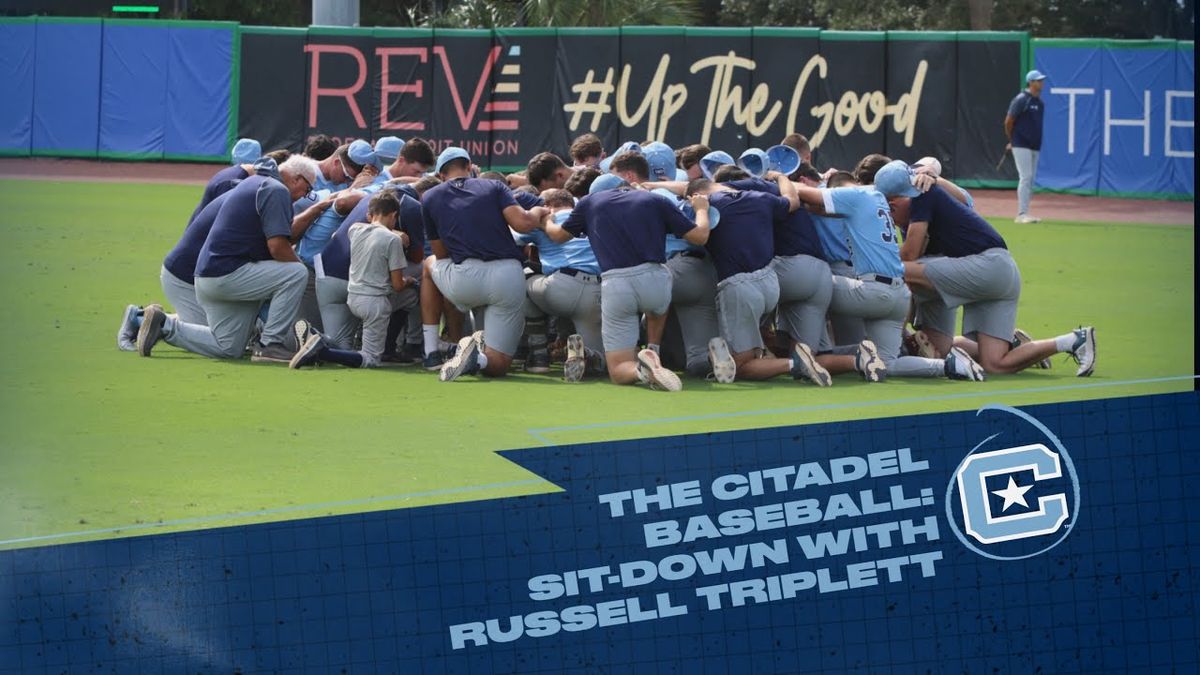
[313,169,348,193]
[810,212,852,263]
[651,188,705,258]
[517,211,601,275]
[297,190,350,266]
[820,186,904,278]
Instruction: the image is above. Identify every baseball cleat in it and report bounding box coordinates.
[636,348,682,392]
[439,332,481,382]
[855,340,887,382]
[251,342,295,363]
[1069,326,1096,377]
[117,304,140,352]
[563,334,586,383]
[707,337,737,384]
[293,319,317,350]
[790,343,832,387]
[422,351,445,371]
[1014,214,1042,224]
[289,333,325,369]
[945,347,986,381]
[1013,328,1051,369]
[136,304,165,357]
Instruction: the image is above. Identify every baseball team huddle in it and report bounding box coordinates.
[119,128,1097,391]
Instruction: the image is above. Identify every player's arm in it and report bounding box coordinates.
[899,220,929,262]
[290,193,335,241]
[506,172,529,188]
[640,180,688,196]
[768,171,800,212]
[429,238,451,260]
[541,211,575,244]
[267,235,300,263]
[334,190,366,215]
[793,182,827,212]
[681,194,711,245]
[504,204,550,234]
[935,178,970,206]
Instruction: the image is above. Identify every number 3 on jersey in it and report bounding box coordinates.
[878,208,898,243]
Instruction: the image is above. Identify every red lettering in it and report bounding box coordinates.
[432,45,501,131]
[377,47,428,131]
[305,44,368,129]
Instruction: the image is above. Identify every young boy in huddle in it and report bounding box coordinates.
[289,191,416,369]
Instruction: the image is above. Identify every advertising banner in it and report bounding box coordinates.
[1033,39,1195,199]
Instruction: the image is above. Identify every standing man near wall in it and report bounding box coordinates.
[1005,70,1047,224]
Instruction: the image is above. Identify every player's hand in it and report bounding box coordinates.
[912,173,936,193]
[914,163,938,177]
[688,193,710,212]
[821,167,839,183]
[764,170,783,181]
[1004,142,1012,153]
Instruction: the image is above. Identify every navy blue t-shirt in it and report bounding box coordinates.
[164,190,234,284]
[725,178,823,260]
[422,177,521,263]
[1007,90,1044,150]
[705,190,790,281]
[322,193,425,281]
[563,187,696,273]
[195,175,293,278]
[907,186,1007,258]
[189,165,249,227]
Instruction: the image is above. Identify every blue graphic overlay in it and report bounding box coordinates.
[1,393,1198,674]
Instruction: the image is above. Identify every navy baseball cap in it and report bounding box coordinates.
[231,138,261,164]
[251,157,280,180]
[873,160,921,198]
[589,173,627,194]
[435,147,471,173]
[1026,69,1047,83]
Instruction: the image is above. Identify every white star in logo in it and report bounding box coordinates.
[991,476,1033,512]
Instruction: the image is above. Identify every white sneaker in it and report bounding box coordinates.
[1014,214,1042,224]
[117,304,139,352]
[707,337,737,384]
[439,332,482,382]
[1069,326,1096,377]
[637,348,682,391]
[945,347,986,381]
[855,340,887,382]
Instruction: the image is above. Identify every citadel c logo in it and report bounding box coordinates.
[955,444,1069,545]
[945,404,1081,561]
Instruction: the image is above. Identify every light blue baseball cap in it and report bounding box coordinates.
[699,151,735,181]
[1026,69,1047,82]
[643,142,679,182]
[873,160,921,198]
[737,148,769,178]
[231,138,261,164]
[435,146,471,173]
[347,139,376,169]
[374,136,404,163]
[599,142,644,173]
[766,144,802,176]
[589,173,627,194]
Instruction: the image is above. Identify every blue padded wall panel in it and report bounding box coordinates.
[99,22,168,158]
[32,20,103,157]
[0,21,37,155]
[165,26,234,160]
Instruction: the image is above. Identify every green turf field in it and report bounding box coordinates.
[0,178,1193,550]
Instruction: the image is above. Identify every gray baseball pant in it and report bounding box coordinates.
[166,260,308,359]
[160,265,207,325]
[830,275,944,377]
[772,254,831,350]
[1013,147,1039,216]
[665,253,719,375]
[527,270,604,355]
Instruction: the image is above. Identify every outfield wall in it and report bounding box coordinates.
[0,19,1193,198]
[1032,39,1194,200]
